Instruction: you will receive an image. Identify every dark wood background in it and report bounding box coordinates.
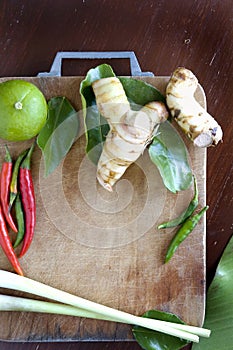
[0,1,232,350]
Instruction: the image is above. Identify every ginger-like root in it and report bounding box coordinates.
[166,67,223,147]
[92,77,168,191]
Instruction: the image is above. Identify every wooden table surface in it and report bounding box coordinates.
[0,1,232,350]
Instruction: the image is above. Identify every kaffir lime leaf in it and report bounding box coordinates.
[0,79,47,141]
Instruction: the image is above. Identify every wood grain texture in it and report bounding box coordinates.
[0,76,206,343]
[0,0,232,349]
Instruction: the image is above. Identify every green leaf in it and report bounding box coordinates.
[119,77,165,106]
[83,105,110,165]
[148,121,192,193]
[133,309,190,350]
[80,64,115,164]
[192,235,233,350]
[37,96,79,176]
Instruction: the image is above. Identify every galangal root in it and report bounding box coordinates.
[166,67,223,147]
[92,77,168,191]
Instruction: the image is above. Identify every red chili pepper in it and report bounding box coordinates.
[0,146,18,232]
[0,172,24,276]
[19,144,36,257]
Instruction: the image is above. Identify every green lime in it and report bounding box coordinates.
[0,79,47,141]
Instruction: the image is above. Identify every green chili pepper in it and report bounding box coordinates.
[158,175,198,229]
[9,149,28,211]
[13,194,25,248]
[165,205,209,263]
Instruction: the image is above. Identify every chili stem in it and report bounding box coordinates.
[20,143,35,169]
[158,175,198,229]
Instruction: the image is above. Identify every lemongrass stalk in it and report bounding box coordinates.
[0,294,198,344]
[0,270,210,342]
[0,294,210,336]
[0,294,210,338]
[0,270,204,341]
[0,295,115,321]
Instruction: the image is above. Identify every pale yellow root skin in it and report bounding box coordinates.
[92,77,168,191]
[166,67,223,147]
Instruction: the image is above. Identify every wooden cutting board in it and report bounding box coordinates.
[0,76,206,342]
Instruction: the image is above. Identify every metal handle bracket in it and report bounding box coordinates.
[37,51,154,77]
